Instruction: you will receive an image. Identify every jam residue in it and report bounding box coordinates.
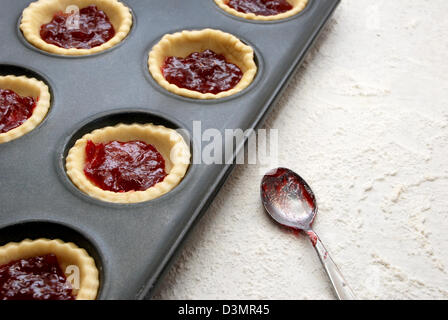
[227,0,293,16]
[261,167,317,229]
[162,49,243,94]
[40,5,115,49]
[0,89,36,134]
[0,254,74,300]
[84,140,168,193]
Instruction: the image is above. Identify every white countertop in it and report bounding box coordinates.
[156,0,448,299]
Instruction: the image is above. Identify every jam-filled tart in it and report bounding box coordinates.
[0,75,50,144]
[0,239,99,300]
[20,0,133,56]
[148,29,257,99]
[66,123,190,204]
[215,0,308,21]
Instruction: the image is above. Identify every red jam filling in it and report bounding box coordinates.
[84,140,168,193]
[227,0,293,16]
[0,89,36,134]
[0,254,74,300]
[40,5,115,49]
[162,49,243,94]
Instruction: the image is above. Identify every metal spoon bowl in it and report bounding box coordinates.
[261,168,357,300]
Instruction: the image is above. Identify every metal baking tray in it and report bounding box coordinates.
[0,0,340,299]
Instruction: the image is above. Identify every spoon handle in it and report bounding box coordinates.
[307,230,357,300]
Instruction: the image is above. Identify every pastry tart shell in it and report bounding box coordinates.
[0,75,51,144]
[214,0,309,21]
[148,29,257,100]
[20,0,133,56]
[66,123,191,204]
[0,238,99,300]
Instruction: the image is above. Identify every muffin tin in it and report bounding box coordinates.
[0,0,340,299]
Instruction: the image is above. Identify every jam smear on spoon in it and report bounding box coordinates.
[0,254,75,300]
[84,140,167,193]
[40,5,115,49]
[227,0,293,16]
[0,89,36,134]
[162,49,243,94]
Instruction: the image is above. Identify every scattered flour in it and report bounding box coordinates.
[156,0,448,299]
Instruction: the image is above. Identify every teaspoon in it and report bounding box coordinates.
[260,167,357,300]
